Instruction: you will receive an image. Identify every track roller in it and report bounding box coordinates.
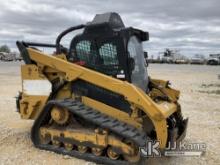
[107,147,119,160]
[52,140,61,148]
[78,146,88,153]
[64,143,74,151]
[92,147,103,156]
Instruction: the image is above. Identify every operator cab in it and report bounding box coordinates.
[68,12,149,92]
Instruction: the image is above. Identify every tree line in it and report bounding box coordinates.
[0,45,11,53]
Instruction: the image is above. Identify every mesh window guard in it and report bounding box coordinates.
[76,40,91,62]
[75,40,120,75]
[99,43,119,65]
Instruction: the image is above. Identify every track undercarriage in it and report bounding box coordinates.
[32,99,147,165]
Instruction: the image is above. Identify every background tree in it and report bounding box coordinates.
[0,45,11,53]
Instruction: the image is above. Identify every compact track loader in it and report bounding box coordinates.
[16,12,188,165]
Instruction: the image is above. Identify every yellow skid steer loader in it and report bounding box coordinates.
[16,12,188,164]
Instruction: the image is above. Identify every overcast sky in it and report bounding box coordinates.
[0,0,220,57]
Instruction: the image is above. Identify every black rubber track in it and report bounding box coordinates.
[31,99,147,165]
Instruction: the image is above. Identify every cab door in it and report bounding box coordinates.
[127,36,149,92]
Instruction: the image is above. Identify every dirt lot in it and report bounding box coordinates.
[0,62,219,165]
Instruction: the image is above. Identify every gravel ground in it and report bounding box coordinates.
[0,61,219,165]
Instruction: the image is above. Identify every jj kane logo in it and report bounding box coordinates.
[140,141,206,157]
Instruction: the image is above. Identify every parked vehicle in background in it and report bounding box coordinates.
[207,58,219,65]
[190,57,205,64]
[0,52,22,62]
[190,54,206,65]
[0,52,15,61]
[160,48,175,63]
[161,56,174,63]
[174,59,189,64]
[207,54,220,65]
